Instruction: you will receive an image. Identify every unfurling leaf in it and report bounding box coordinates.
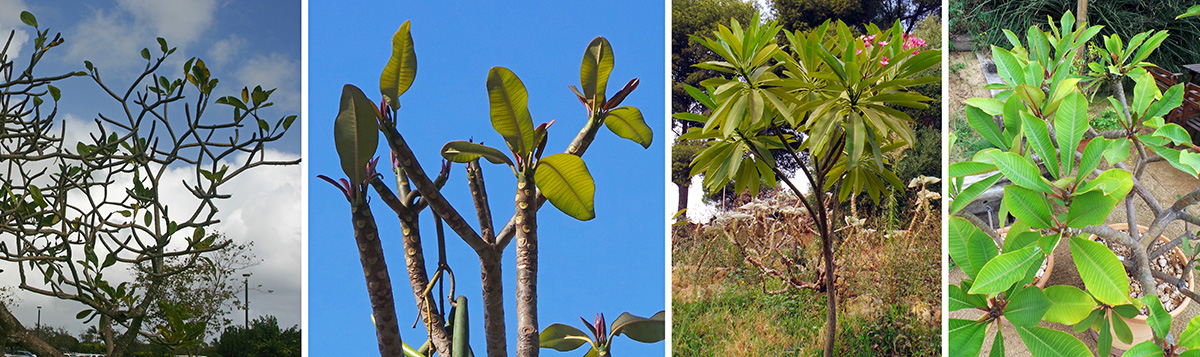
[333,84,380,185]
[441,141,513,168]
[580,36,615,105]
[380,20,417,110]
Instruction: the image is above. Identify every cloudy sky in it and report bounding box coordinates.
[309,2,665,356]
[0,0,301,340]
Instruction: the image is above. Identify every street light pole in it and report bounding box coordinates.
[243,273,251,330]
[36,306,41,333]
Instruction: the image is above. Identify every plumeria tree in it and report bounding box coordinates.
[320,22,663,357]
[948,11,1200,356]
[676,15,939,356]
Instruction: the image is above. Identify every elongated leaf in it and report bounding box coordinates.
[1005,286,1052,326]
[612,311,665,343]
[1043,285,1097,325]
[535,154,595,221]
[1180,315,1200,349]
[441,141,514,167]
[1144,294,1170,339]
[991,151,1055,193]
[1020,112,1060,179]
[1122,340,1165,357]
[966,105,1007,150]
[539,323,589,351]
[334,85,380,184]
[1065,191,1119,228]
[604,106,652,148]
[950,284,986,311]
[1070,236,1130,306]
[1055,91,1088,174]
[950,172,1002,215]
[970,245,1040,294]
[1015,326,1092,357]
[487,67,536,157]
[949,216,998,279]
[581,37,614,103]
[380,21,417,109]
[949,319,988,357]
[1004,185,1054,229]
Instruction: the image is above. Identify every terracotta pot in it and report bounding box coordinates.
[1088,223,1194,351]
[996,226,1055,288]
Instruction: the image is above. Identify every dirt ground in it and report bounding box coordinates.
[948,48,1200,355]
[948,51,994,163]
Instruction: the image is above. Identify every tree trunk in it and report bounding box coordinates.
[398,215,453,355]
[0,303,61,357]
[676,182,689,222]
[479,247,508,357]
[351,200,406,357]
[514,174,539,357]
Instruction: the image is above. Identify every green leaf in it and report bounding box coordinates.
[535,153,595,221]
[1004,185,1054,229]
[1179,4,1200,19]
[1143,294,1170,339]
[603,106,652,148]
[1122,340,1165,357]
[611,311,665,343]
[949,319,988,357]
[989,327,1005,357]
[20,11,37,28]
[949,216,998,279]
[333,84,380,185]
[1005,286,1052,326]
[966,105,1007,150]
[1020,112,1059,179]
[950,284,986,311]
[1154,124,1191,146]
[141,48,151,60]
[1105,137,1131,165]
[1055,91,1088,175]
[1014,326,1092,357]
[990,151,1055,193]
[580,36,615,104]
[1065,191,1120,228]
[487,67,536,157]
[1113,311,1133,344]
[76,309,90,319]
[48,85,61,101]
[950,172,1002,215]
[1070,236,1131,306]
[970,245,1040,294]
[539,323,589,352]
[379,20,418,109]
[1179,315,1200,350]
[441,141,514,168]
[965,97,1005,116]
[1043,285,1097,325]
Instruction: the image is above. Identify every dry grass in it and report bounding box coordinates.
[672,185,942,356]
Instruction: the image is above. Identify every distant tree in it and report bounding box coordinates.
[214,315,299,357]
[134,236,261,343]
[671,141,705,218]
[772,0,940,33]
[672,0,757,129]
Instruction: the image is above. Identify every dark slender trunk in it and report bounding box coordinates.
[514,174,539,357]
[351,200,406,357]
[676,182,689,221]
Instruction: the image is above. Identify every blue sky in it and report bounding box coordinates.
[308,2,666,356]
[0,0,301,339]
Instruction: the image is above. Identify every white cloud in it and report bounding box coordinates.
[233,52,301,113]
[0,0,31,60]
[115,0,216,48]
[208,35,245,67]
[66,0,217,73]
[1,115,301,335]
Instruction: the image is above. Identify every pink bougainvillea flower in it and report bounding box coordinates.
[880,57,889,66]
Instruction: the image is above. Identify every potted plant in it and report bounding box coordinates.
[948,11,1200,356]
